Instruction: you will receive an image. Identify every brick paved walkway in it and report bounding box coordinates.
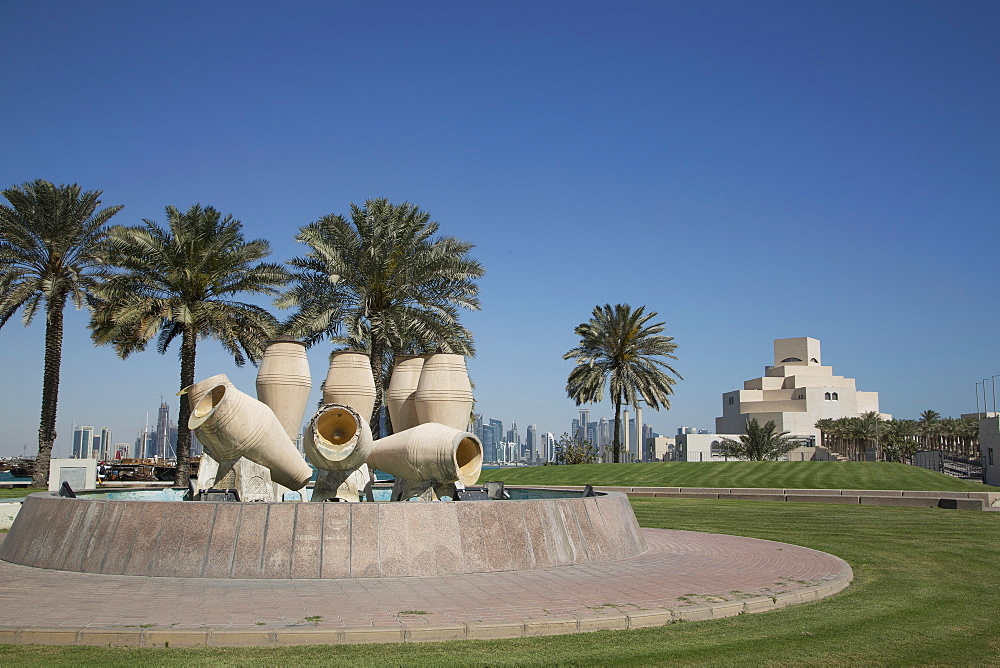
[0,529,851,647]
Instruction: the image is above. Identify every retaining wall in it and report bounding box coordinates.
[0,490,646,578]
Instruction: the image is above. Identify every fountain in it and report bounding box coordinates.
[0,343,646,578]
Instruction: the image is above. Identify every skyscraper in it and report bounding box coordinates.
[578,409,590,439]
[598,417,610,451]
[526,424,537,460]
[507,419,519,447]
[155,401,173,460]
[488,418,503,463]
[72,425,95,459]
[541,432,556,463]
[100,427,113,460]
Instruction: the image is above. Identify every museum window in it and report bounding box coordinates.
[824,392,831,400]
[832,393,838,400]
[728,397,734,405]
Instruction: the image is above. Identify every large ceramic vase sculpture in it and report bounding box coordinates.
[303,403,375,502]
[182,374,274,499]
[256,337,312,442]
[368,423,483,500]
[322,351,377,424]
[189,383,312,490]
[414,353,474,431]
[386,354,426,432]
[179,374,235,463]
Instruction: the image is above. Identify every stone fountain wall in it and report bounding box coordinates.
[0,490,646,579]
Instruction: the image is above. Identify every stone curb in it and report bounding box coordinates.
[512,486,998,510]
[0,560,853,647]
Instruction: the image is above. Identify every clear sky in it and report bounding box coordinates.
[1,1,997,457]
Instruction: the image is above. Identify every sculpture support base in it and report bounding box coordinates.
[390,477,457,501]
[312,465,372,503]
[197,453,275,502]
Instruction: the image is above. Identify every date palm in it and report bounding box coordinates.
[90,204,289,486]
[278,199,484,437]
[1,180,123,486]
[718,418,801,461]
[563,304,681,463]
[918,409,941,450]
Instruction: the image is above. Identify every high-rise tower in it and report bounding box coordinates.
[155,401,172,460]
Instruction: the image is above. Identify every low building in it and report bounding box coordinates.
[675,433,743,462]
[980,415,1000,487]
[715,337,888,440]
[647,436,676,461]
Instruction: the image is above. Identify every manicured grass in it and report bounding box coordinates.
[0,487,42,500]
[476,460,1000,491]
[1,498,997,666]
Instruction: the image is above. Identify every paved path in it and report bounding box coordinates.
[0,529,851,647]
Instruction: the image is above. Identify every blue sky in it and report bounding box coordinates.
[1,1,997,457]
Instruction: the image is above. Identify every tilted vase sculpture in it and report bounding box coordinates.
[303,403,375,503]
[414,353,473,431]
[367,422,483,487]
[303,403,374,473]
[183,374,275,499]
[179,374,235,462]
[256,338,312,442]
[321,351,377,423]
[179,373,235,407]
[386,354,426,432]
[189,383,312,490]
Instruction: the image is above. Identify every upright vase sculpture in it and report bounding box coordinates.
[256,337,312,442]
[322,351,377,423]
[414,353,473,431]
[386,354,426,432]
[189,384,312,490]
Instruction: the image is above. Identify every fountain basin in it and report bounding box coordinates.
[0,489,646,579]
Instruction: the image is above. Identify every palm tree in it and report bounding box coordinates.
[278,199,484,437]
[814,418,835,452]
[881,419,919,463]
[90,204,289,487]
[563,304,681,463]
[844,411,882,460]
[718,418,801,461]
[1,180,123,486]
[918,409,941,450]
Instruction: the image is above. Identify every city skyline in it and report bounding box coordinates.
[2,2,997,457]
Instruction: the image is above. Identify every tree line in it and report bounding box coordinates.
[815,410,980,463]
[1,181,484,487]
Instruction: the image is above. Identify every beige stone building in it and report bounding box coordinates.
[715,337,887,440]
[980,415,1000,486]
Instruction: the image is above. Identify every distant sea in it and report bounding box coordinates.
[0,471,30,482]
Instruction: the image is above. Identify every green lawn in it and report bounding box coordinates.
[0,487,43,500]
[1,497,998,666]
[476,461,1000,492]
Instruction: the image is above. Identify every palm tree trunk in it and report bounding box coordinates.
[174,327,196,488]
[612,396,622,463]
[33,298,66,487]
[369,338,385,439]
